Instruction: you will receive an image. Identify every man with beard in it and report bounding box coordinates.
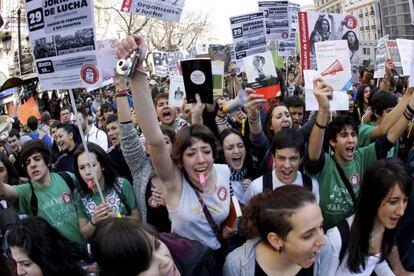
[154,93,188,132]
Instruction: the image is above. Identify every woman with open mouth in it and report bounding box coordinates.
[315,158,412,275]
[224,185,325,276]
[117,35,236,258]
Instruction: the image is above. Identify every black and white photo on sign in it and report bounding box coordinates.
[33,37,56,59]
[169,76,186,107]
[55,28,95,55]
[243,52,276,83]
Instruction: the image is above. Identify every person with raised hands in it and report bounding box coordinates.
[305,77,414,230]
[116,35,236,255]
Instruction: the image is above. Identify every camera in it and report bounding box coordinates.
[115,48,142,78]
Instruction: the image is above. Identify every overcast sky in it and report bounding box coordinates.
[182,0,315,44]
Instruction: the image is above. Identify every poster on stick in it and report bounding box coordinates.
[25,0,99,90]
[258,1,290,41]
[120,0,185,22]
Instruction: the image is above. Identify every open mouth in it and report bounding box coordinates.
[162,109,172,120]
[345,146,355,157]
[231,156,242,166]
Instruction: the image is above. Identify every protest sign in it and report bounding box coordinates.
[298,11,360,82]
[120,0,184,22]
[209,44,231,96]
[180,58,213,104]
[303,70,349,111]
[258,1,290,41]
[168,76,186,107]
[315,40,353,91]
[373,35,389,78]
[289,2,300,35]
[396,39,414,77]
[278,32,296,57]
[25,0,99,90]
[385,40,402,70]
[230,12,267,61]
[152,51,184,77]
[243,51,280,99]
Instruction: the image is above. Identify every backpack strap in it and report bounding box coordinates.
[338,219,350,264]
[56,171,76,192]
[113,178,131,215]
[29,182,38,216]
[262,171,273,192]
[330,156,357,208]
[302,173,313,191]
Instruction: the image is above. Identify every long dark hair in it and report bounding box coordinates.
[0,153,20,185]
[347,159,412,273]
[91,217,160,276]
[342,30,359,51]
[218,128,257,179]
[73,142,119,195]
[6,217,86,276]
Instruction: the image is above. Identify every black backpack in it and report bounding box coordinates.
[262,171,313,192]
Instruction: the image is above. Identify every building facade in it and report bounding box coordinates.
[314,0,345,13]
[379,0,414,40]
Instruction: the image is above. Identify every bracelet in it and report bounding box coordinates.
[407,103,414,115]
[315,121,327,129]
[90,219,97,227]
[248,115,260,124]
[403,110,413,121]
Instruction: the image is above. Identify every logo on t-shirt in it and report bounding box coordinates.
[349,174,360,186]
[217,186,228,201]
[61,192,72,205]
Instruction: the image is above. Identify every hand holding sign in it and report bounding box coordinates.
[313,77,333,111]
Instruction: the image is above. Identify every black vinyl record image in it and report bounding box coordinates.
[180,58,213,104]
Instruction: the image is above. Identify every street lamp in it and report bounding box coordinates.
[1,32,12,54]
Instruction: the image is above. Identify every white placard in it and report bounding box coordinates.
[25,0,99,90]
[120,0,185,22]
[374,35,389,78]
[168,76,186,107]
[315,40,353,91]
[303,70,349,111]
[152,51,184,77]
[396,39,414,77]
[258,1,290,41]
[230,12,267,61]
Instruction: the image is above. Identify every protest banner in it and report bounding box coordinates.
[278,32,296,57]
[385,40,402,74]
[120,0,184,22]
[209,44,231,96]
[8,97,41,124]
[151,51,184,76]
[396,39,414,77]
[25,0,99,90]
[303,70,349,111]
[289,2,300,36]
[243,51,281,99]
[298,11,360,82]
[168,75,186,107]
[373,35,389,78]
[315,40,353,91]
[230,12,267,61]
[258,1,290,41]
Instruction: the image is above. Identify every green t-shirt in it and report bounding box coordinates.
[74,178,137,219]
[313,143,377,229]
[358,122,398,158]
[14,172,86,245]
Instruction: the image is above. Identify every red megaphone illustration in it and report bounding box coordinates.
[321,59,344,76]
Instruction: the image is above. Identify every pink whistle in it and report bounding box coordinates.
[87,180,94,190]
[199,173,206,189]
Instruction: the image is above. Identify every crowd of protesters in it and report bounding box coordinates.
[0,34,412,276]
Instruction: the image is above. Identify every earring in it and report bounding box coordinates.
[278,246,283,254]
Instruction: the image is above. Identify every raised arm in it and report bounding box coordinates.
[386,91,414,144]
[370,87,414,139]
[0,179,18,204]
[117,35,181,194]
[308,77,332,161]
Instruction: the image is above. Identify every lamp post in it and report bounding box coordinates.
[1,32,12,54]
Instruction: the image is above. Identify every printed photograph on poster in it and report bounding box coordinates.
[55,28,95,55]
[298,12,360,82]
[373,35,389,78]
[25,0,99,90]
[258,1,290,41]
[315,40,353,91]
[243,51,280,99]
[33,37,56,59]
[169,76,186,107]
[120,0,185,22]
[230,12,267,61]
[385,40,402,68]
